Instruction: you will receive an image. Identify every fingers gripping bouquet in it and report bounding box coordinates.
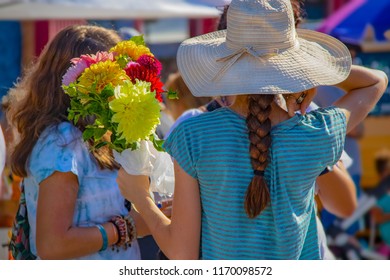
[62,35,174,196]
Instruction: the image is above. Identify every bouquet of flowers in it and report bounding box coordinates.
[62,35,165,152]
[62,35,174,196]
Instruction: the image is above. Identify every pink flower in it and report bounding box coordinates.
[62,52,115,86]
[136,55,162,76]
[92,51,115,64]
[62,59,89,86]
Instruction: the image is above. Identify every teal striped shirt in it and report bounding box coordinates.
[163,106,346,259]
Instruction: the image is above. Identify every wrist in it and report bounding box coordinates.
[102,222,119,246]
[95,224,108,252]
[131,191,154,209]
[110,215,137,251]
[133,195,157,215]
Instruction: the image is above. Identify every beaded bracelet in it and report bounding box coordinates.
[110,215,136,252]
[124,214,137,245]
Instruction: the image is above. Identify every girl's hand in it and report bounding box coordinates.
[283,88,317,117]
[117,168,150,206]
[158,197,173,218]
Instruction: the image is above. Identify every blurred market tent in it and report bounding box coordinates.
[318,0,390,52]
[0,0,223,101]
[316,0,390,188]
[0,0,220,20]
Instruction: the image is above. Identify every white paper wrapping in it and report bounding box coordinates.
[113,141,174,196]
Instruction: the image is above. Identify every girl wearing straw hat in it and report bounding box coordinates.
[117,0,388,259]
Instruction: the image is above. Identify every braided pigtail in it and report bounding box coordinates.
[245,94,274,218]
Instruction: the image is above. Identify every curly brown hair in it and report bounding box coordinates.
[5,25,121,177]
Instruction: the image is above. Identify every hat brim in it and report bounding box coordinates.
[177,29,352,96]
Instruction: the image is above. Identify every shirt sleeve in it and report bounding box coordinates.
[28,123,81,184]
[163,121,198,179]
[309,106,347,168]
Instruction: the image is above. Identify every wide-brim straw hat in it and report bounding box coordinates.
[177,0,352,97]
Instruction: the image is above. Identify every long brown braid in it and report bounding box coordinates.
[245,94,274,218]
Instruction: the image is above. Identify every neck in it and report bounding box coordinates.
[230,95,291,126]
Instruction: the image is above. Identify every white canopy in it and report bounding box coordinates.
[187,0,231,6]
[0,0,220,20]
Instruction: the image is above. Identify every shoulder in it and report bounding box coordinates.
[303,106,346,126]
[31,122,82,162]
[165,108,204,139]
[28,122,84,182]
[180,107,239,128]
[38,122,81,147]
[170,108,239,137]
[163,108,237,152]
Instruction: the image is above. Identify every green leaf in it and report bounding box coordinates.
[94,141,109,150]
[130,35,145,46]
[167,90,179,100]
[63,85,77,97]
[68,110,75,122]
[86,101,101,115]
[151,133,165,152]
[112,136,127,150]
[74,114,80,125]
[129,142,140,151]
[101,84,115,100]
[117,55,129,68]
[93,119,103,126]
[101,110,112,128]
[70,99,82,110]
[93,128,107,141]
[82,128,95,141]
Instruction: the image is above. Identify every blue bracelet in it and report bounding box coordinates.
[96,224,108,252]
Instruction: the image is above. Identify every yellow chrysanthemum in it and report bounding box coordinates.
[110,80,160,144]
[77,60,127,93]
[110,41,153,60]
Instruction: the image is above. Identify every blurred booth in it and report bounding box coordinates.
[318,0,390,188]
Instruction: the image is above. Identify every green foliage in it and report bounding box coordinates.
[150,133,165,152]
[167,89,179,100]
[82,128,95,142]
[116,55,129,68]
[130,35,146,46]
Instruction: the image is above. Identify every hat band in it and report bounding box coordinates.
[212,41,300,82]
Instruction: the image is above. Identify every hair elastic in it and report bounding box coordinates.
[254,170,265,176]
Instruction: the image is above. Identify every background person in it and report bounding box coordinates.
[370,150,390,258]
[314,85,365,235]
[164,72,212,120]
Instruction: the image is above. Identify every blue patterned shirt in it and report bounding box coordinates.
[24,122,140,260]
